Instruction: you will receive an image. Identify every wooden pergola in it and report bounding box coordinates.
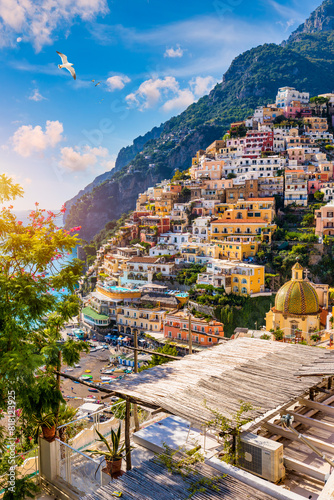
[59,338,330,471]
[82,456,277,500]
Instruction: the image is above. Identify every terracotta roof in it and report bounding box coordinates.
[128,257,160,263]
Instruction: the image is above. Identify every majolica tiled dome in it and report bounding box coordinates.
[275,263,319,316]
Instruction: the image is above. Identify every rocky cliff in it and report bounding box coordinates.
[286,0,334,43]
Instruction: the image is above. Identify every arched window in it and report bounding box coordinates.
[233,277,239,283]
[241,279,247,284]
[233,286,239,293]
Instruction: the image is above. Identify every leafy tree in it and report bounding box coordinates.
[314,190,325,202]
[139,343,178,372]
[0,175,88,494]
[301,212,315,227]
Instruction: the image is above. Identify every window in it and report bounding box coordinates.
[208,338,212,343]
[233,277,239,283]
[168,331,172,337]
[195,336,199,342]
[241,279,247,284]
[177,333,181,340]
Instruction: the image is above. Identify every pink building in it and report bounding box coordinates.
[283,101,312,119]
[315,202,334,237]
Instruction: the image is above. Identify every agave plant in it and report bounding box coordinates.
[31,412,56,439]
[85,425,126,462]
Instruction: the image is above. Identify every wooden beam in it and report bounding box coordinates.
[299,398,334,417]
[55,370,160,411]
[125,397,132,471]
[151,407,165,416]
[282,411,334,434]
[133,330,140,432]
[123,345,180,360]
[318,470,334,499]
[284,456,327,483]
[264,422,334,455]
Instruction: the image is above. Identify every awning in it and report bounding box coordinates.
[82,307,109,321]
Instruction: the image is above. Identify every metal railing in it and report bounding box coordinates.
[56,439,102,496]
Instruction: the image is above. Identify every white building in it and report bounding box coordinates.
[284,170,308,207]
[232,157,285,184]
[149,232,191,256]
[320,182,334,202]
[276,86,309,108]
[192,217,211,242]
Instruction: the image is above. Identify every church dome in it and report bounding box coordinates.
[275,263,319,316]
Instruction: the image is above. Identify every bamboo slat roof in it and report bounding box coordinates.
[107,338,323,427]
[295,351,334,377]
[81,457,276,500]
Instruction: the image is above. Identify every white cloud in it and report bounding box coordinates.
[126,76,179,110]
[190,76,216,97]
[162,89,195,113]
[164,45,183,58]
[11,120,63,157]
[106,75,130,92]
[28,88,46,101]
[59,145,108,172]
[127,74,218,113]
[0,0,108,51]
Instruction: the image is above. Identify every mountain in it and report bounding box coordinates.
[286,0,334,43]
[115,124,164,171]
[64,0,334,242]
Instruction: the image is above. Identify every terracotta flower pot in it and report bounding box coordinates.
[105,458,122,475]
[42,425,56,442]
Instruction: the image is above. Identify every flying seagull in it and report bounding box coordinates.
[56,51,76,80]
[95,81,101,87]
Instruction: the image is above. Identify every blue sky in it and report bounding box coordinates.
[0,0,321,209]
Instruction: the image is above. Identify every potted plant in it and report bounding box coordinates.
[31,413,56,442]
[85,425,126,475]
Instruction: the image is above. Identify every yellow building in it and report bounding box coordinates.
[266,263,328,344]
[210,219,276,243]
[214,198,275,223]
[117,305,167,335]
[213,237,259,260]
[179,243,220,265]
[198,259,265,295]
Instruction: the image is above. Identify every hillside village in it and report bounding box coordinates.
[78,86,334,348]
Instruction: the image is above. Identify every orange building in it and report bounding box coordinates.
[163,310,224,347]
